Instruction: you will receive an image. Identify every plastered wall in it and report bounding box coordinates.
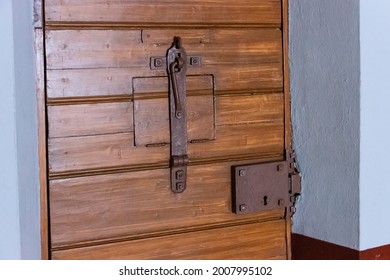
[0,0,40,259]
[0,0,22,259]
[290,0,360,249]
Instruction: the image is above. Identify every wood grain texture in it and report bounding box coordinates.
[133,75,215,145]
[35,27,49,260]
[45,0,281,27]
[282,0,293,259]
[282,0,292,150]
[48,132,168,174]
[52,220,287,260]
[134,95,215,146]
[46,29,281,69]
[47,68,133,98]
[216,93,283,125]
[50,160,284,247]
[48,102,133,138]
[48,123,283,176]
[133,75,213,96]
[45,28,283,97]
[286,219,292,260]
[43,0,291,261]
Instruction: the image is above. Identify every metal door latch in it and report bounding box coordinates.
[232,150,301,218]
[167,37,189,193]
[150,55,202,70]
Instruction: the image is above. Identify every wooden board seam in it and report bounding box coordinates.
[51,215,285,251]
[48,153,284,180]
[45,22,282,30]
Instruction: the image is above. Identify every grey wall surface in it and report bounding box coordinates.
[0,0,40,259]
[289,0,360,249]
[360,0,390,250]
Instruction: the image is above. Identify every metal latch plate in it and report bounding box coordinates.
[232,161,289,214]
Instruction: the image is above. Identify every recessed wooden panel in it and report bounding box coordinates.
[45,0,282,27]
[48,102,133,138]
[134,96,215,146]
[133,75,215,146]
[50,161,285,247]
[52,220,286,260]
[133,75,214,95]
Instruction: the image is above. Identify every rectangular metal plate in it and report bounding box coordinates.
[232,161,289,214]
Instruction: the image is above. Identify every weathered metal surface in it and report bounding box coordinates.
[167,37,189,193]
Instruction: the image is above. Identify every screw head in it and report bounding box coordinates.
[176,170,184,180]
[154,58,163,67]
[176,182,185,191]
[190,57,200,66]
[277,164,284,172]
[239,169,246,177]
[176,111,183,119]
[239,204,247,212]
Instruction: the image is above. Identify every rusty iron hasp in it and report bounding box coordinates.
[167,37,189,193]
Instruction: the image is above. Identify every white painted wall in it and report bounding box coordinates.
[290,0,360,249]
[0,0,22,259]
[360,0,390,250]
[0,0,40,259]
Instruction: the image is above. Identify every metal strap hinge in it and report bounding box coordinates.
[286,149,301,218]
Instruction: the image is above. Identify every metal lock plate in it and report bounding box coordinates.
[232,161,290,214]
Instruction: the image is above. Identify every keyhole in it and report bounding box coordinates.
[263,196,268,206]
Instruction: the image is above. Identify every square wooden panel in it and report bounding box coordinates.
[133,75,215,146]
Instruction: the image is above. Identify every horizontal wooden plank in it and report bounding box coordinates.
[217,93,284,125]
[133,75,214,95]
[45,28,283,96]
[188,123,284,162]
[45,0,281,27]
[51,220,286,260]
[48,102,133,138]
[47,68,133,98]
[47,66,282,99]
[46,29,282,69]
[48,123,283,175]
[50,161,285,247]
[48,132,168,174]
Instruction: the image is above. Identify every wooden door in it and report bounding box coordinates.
[42,0,291,259]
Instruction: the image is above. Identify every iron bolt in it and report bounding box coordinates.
[278,199,285,206]
[190,56,200,66]
[239,169,246,177]
[176,112,183,119]
[176,170,184,180]
[277,164,284,172]
[154,58,163,68]
[239,204,247,212]
[176,182,185,191]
